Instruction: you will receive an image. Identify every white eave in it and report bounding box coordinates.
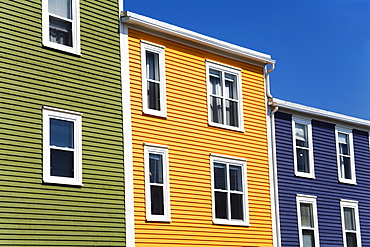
[121,11,275,65]
[275,98,370,128]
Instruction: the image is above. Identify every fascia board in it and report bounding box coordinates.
[275,98,370,128]
[121,11,275,65]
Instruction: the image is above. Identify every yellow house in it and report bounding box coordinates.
[120,11,276,246]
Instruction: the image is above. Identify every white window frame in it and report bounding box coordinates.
[42,0,81,54]
[206,60,243,131]
[141,40,167,117]
[340,199,361,247]
[210,154,249,226]
[336,126,356,184]
[43,106,82,186]
[292,117,315,178]
[144,143,171,222]
[296,194,320,247]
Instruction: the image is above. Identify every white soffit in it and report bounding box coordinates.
[121,11,275,65]
[275,98,370,127]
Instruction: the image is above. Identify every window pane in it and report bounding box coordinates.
[295,123,308,147]
[211,96,223,124]
[344,207,356,230]
[302,229,315,247]
[149,153,163,184]
[225,100,238,127]
[50,149,74,177]
[230,193,243,220]
[148,81,160,110]
[50,118,74,148]
[229,165,242,191]
[150,185,164,215]
[210,69,222,96]
[297,148,310,173]
[49,16,72,47]
[225,73,237,100]
[49,0,72,19]
[215,191,228,219]
[214,163,226,190]
[338,133,349,155]
[346,232,357,247]
[341,156,352,179]
[300,203,314,228]
[146,51,160,81]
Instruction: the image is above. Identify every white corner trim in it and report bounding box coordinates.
[121,11,275,65]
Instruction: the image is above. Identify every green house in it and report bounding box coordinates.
[0,0,125,245]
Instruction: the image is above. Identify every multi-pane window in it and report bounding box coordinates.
[141,41,166,117]
[43,107,82,186]
[211,155,248,225]
[341,200,361,247]
[296,195,319,247]
[336,128,355,184]
[293,117,314,178]
[144,144,170,221]
[207,62,243,131]
[42,0,80,54]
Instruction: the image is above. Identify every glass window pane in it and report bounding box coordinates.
[297,148,310,173]
[210,69,222,96]
[150,185,164,215]
[148,81,160,110]
[214,163,226,190]
[49,17,72,47]
[300,203,314,228]
[149,153,163,184]
[230,193,243,220]
[338,133,350,155]
[346,232,357,247]
[215,191,228,219]
[225,73,237,100]
[344,207,356,230]
[295,123,308,147]
[225,100,238,127]
[146,51,160,81]
[49,0,72,19]
[50,118,74,148]
[229,165,242,191]
[50,149,74,177]
[341,156,352,179]
[211,96,223,124]
[302,229,315,247]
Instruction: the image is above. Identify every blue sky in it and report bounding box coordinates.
[125,0,370,120]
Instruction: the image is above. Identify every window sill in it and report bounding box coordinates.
[43,177,83,187]
[146,217,172,223]
[295,172,315,179]
[43,41,81,56]
[338,179,357,185]
[208,122,244,132]
[142,109,167,118]
[213,219,250,227]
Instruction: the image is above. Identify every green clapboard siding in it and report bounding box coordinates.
[0,0,125,245]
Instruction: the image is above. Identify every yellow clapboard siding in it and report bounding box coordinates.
[129,29,273,246]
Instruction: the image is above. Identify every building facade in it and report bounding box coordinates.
[121,12,277,246]
[1,0,125,245]
[273,99,370,247]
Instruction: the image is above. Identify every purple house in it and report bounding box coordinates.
[271,99,370,247]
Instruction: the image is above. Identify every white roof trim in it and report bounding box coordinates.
[275,98,370,127]
[121,11,275,65]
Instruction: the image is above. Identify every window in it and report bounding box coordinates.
[292,117,314,178]
[43,107,82,186]
[42,0,80,54]
[207,61,243,131]
[336,127,356,184]
[141,41,166,117]
[211,154,248,226]
[296,195,319,247]
[144,144,170,221]
[341,200,361,247]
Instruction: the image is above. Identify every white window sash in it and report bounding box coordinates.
[336,127,356,184]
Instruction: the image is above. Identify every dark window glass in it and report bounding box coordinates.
[297,148,310,173]
[211,96,223,124]
[50,119,74,148]
[229,165,242,191]
[50,149,74,177]
[49,17,72,46]
[225,100,238,127]
[230,193,243,220]
[341,157,352,179]
[215,191,227,219]
[302,229,315,247]
[346,233,357,247]
[150,185,164,215]
[214,163,226,190]
[225,73,237,99]
[149,153,163,184]
[148,81,160,110]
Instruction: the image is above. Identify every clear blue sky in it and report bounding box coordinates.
[125,0,370,120]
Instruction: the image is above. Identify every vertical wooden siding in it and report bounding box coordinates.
[275,112,370,246]
[129,29,273,246]
[0,0,125,245]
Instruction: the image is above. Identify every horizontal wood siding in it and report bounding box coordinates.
[0,0,125,245]
[275,111,370,246]
[129,29,273,246]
